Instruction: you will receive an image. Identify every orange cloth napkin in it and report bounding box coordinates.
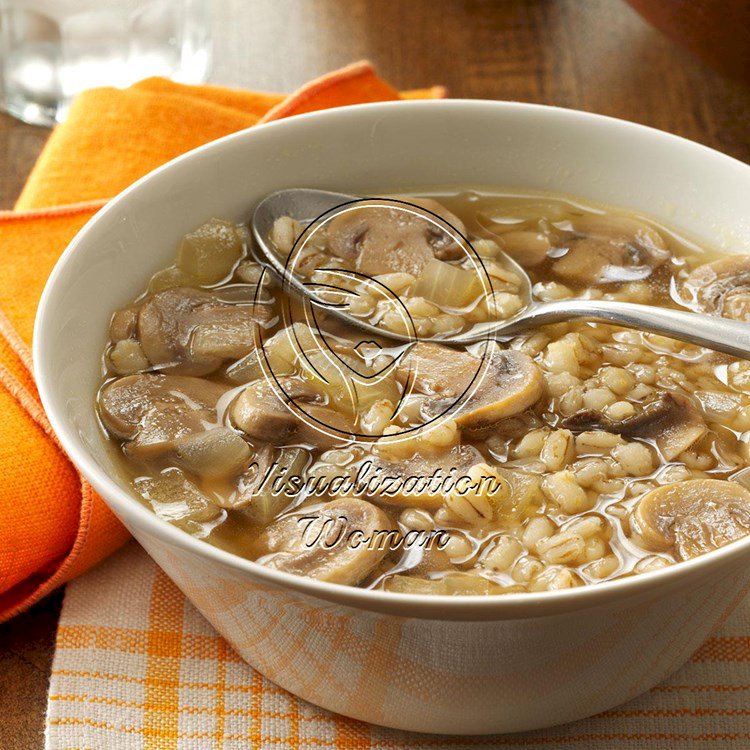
[0,61,445,623]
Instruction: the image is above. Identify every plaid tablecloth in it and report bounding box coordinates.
[46,542,750,749]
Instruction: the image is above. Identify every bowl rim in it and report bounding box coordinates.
[33,98,750,620]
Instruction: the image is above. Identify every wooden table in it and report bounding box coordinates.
[1,1,749,746]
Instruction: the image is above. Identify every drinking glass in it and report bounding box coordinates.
[0,0,212,126]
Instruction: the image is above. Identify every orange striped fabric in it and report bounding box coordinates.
[46,544,750,749]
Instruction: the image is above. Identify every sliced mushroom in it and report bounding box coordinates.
[395,342,478,398]
[127,402,215,461]
[392,196,468,260]
[695,390,743,421]
[629,395,707,461]
[562,392,706,461]
[137,288,208,371]
[110,305,140,342]
[683,256,750,321]
[396,343,543,430]
[458,347,544,430]
[553,214,669,286]
[325,198,466,277]
[230,376,352,448]
[572,214,668,256]
[225,347,265,384]
[500,231,551,268]
[135,468,224,536]
[553,237,646,285]
[99,373,227,440]
[137,287,271,376]
[104,374,250,484]
[629,479,750,561]
[258,497,394,585]
[231,377,317,439]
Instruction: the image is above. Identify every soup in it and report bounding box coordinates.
[97,190,750,595]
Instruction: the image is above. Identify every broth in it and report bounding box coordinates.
[97,190,750,595]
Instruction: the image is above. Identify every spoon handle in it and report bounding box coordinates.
[495,300,750,359]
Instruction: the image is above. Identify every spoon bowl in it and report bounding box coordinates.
[252,188,531,345]
[253,188,750,357]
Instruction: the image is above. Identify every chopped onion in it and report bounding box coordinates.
[413,258,483,307]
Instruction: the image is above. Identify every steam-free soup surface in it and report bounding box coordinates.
[98,190,750,595]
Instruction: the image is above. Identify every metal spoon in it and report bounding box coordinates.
[252,188,750,358]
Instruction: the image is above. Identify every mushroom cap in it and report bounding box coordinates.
[395,197,468,260]
[99,373,228,440]
[325,198,467,277]
[500,231,551,268]
[126,402,214,461]
[553,216,668,286]
[137,287,271,375]
[99,373,232,463]
[138,287,218,373]
[230,376,352,448]
[110,305,140,342]
[630,479,750,561]
[572,214,668,254]
[456,348,544,430]
[683,256,750,321]
[231,377,318,438]
[553,237,649,285]
[396,343,543,430]
[396,342,480,398]
[563,392,706,461]
[259,497,394,585]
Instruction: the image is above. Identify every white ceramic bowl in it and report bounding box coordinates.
[34,101,750,735]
